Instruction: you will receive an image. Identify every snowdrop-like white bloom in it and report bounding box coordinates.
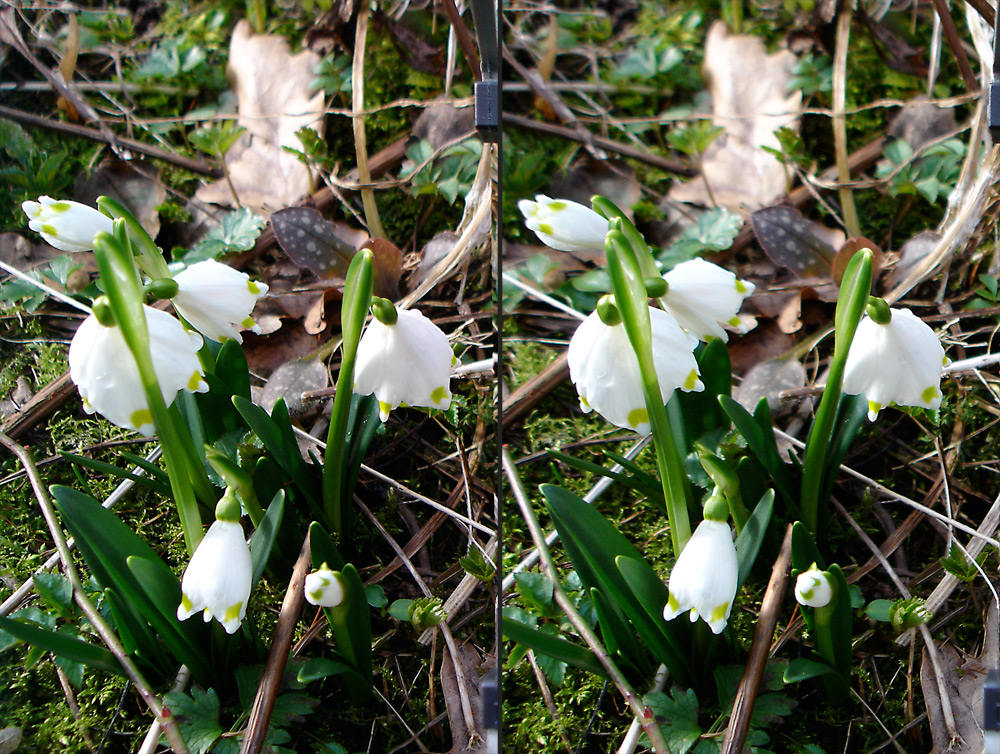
[21,196,114,252]
[176,518,252,634]
[68,306,208,436]
[517,195,609,252]
[171,260,269,343]
[794,564,833,608]
[662,519,738,634]
[304,564,346,608]
[354,307,453,422]
[842,307,946,421]
[661,258,756,341]
[567,306,703,435]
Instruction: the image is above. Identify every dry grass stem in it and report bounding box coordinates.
[355,499,479,743]
[831,498,959,742]
[0,431,189,753]
[351,0,385,240]
[502,447,672,754]
[832,0,861,237]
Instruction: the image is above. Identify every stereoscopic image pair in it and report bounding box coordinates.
[1,0,998,752]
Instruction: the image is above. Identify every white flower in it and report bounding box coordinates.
[794,565,833,608]
[304,564,346,608]
[176,519,252,634]
[842,308,946,421]
[661,258,756,342]
[354,308,453,422]
[21,196,114,252]
[171,260,269,343]
[68,306,209,436]
[662,519,738,634]
[567,306,703,435]
[517,195,609,252]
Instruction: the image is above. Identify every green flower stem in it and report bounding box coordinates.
[812,593,849,703]
[205,446,264,527]
[590,196,661,280]
[800,249,872,533]
[93,232,203,554]
[606,229,692,556]
[323,250,373,538]
[97,197,172,280]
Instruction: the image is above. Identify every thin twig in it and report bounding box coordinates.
[0,431,188,754]
[0,104,220,177]
[501,436,651,592]
[502,447,671,753]
[240,533,311,754]
[720,525,793,754]
[355,499,478,746]
[616,665,669,754]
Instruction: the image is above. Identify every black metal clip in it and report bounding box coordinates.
[482,666,499,753]
[985,668,1000,753]
[469,0,500,143]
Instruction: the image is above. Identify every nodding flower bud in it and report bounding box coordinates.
[146,278,180,301]
[794,564,834,608]
[304,564,346,608]
[595,295,622,327]
[644,277,668,298]
[371,297,399,326]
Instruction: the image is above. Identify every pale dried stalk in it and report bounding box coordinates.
[351,0,385,239]
[502,447,671,754]
[832,0,861,237]
[0,431,189,754]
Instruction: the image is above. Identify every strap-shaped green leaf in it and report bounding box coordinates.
[233,396,318,505]
[248,491,285,584]
[734,490,775,588]
[51,485,211,683]
[546,449,664,509]
[59,452,171,499]
[719,396,796,512]
[502,617,607,678]
[543,485,691,684]
[0,615,122,676]
[591,587,651,678]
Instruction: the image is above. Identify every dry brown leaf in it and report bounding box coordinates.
[258,356,328,417]
[669,21,802,213]
[921,604,998,754]
[195,20,324,212]
[735,358,806,411]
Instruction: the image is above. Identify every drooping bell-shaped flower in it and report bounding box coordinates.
[794,564,833,608]
[176,490,252,634]
[169,260,269,344]
[842,303,947,421]
[304,563,346,608]
[22,196,114,252]
[662,513,738,635]
[567,299,703,435]
[660,258,756,341]
[354,300,454,422]
[517,195,609,252]
[68,302,208,436]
